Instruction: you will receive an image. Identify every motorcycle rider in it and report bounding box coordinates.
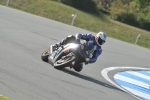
[52,32,107,72]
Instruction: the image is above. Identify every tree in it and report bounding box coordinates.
[61,0,98,14]
[94,0,113,8]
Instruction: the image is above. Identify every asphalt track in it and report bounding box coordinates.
[0,5,150,100]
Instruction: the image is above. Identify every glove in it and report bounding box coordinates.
[85,58,90,65]
[85,61,89,65]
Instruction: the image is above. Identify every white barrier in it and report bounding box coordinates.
[135,34,141,45]
[71,14,77,26]
[6,0,10,6]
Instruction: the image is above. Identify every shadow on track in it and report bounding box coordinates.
[59,68,123,92]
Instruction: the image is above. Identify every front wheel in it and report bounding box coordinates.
[53,55,76,69]
[41,49,50,62]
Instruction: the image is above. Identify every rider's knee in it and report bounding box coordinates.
[73,63,83,72]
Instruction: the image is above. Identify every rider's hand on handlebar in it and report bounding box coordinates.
[85,61,89,65]
[85,58,89,65]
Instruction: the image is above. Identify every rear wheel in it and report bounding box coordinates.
[41,49,50,62]
[53,55,76,69]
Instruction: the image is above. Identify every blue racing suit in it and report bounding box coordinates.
[76,33,102,63]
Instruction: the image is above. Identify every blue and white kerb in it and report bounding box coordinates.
[114,71,150,100]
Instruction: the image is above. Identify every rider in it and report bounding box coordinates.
[52,32,107,72]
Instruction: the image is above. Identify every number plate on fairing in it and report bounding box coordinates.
[50,47,63,59]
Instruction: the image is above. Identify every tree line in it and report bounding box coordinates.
[52,0,150,31]
[110,0,150,31]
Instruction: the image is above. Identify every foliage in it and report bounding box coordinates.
[110,0,150,31]
[60,0,98,14]
[57,0,150,31]
[0,95,13,100]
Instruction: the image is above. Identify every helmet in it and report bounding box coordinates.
[95,32,107,46]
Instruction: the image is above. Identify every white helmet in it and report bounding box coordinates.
[95,32,107,46]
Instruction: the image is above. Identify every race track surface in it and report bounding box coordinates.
[0,5,150,100]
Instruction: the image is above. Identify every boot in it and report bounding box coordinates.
[52,43,61,51]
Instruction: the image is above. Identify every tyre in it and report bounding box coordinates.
[41,49,50,62]
[53,55,76,69]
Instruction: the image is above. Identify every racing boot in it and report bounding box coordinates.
[52,35,76,51]
[52,38,66,51]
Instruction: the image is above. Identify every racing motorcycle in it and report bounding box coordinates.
[41,40,96,72]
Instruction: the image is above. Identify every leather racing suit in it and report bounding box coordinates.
[55,33,102,63]
[76,33,102,63]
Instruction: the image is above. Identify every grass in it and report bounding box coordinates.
[0,95,13,100]
[0,0,150,49]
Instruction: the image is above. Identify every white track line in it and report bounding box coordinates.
[122,86,150,100]
[101,66,150,100]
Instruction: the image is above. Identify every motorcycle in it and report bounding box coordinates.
[41,40,96,72]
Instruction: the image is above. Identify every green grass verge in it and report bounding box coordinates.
[0,95,13,100]
[0,0,150,49]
